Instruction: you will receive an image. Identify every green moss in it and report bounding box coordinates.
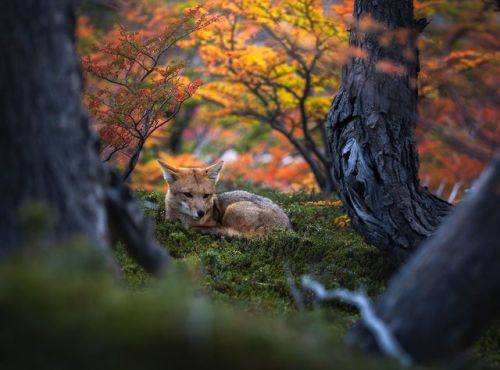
[476,321,500,368]
[128,188,395,314]
[1,188,498,369]
[124,187,500,369]
[0,245,403,370]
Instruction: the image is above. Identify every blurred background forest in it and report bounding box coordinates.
[78,0,499,199]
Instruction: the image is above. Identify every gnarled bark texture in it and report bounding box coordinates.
[326,0,451,261]
[349,158,500,362]
[0,0,167,273]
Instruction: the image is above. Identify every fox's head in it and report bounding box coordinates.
[157,160,224,222]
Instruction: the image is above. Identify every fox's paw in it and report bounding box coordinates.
[191,226,241,240]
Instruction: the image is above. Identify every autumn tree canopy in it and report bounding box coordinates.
[82,3,216,181]
[189,0,353,192]
[415,0,499,199]
[79,0,498,196]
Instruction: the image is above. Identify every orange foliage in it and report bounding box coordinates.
[334,215,351,228]
[79,0,498,197]
[224,146,318,192]
[133,130,318,192]
[80,2,216,179]
[415,0,499,199]
[189,0,349,191]
[304,200,343,207]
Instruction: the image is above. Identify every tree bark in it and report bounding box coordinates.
[326,0,451,261]
[0,0,168,273]
[168,104,194,155]
[0,0,107,249]
[349,157,500,362]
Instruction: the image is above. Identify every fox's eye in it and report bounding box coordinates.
[203,194,211,199]
[183,192,193,198]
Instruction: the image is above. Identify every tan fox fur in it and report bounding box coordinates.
[157,160,292,238]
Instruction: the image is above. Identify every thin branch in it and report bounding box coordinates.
[95,74,134,92]
[102,143,127,162]
[302,276,412,367]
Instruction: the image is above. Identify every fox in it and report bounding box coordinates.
[157,159,292,238]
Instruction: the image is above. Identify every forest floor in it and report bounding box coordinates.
[0,186,498,369]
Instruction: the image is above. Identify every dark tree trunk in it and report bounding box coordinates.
[349,157,500,362]
[168,104,195,155]
[326,0,451,261]
[0,0,168,273]
[0,0,107,249]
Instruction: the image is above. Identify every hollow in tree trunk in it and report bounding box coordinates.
[326,0,451,261]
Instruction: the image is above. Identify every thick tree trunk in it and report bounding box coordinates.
[349,157,500,362]
[0,0,108,250]
[326,0,451,261]
[0,0,168,273]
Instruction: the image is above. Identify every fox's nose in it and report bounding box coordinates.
[197,210,205,218]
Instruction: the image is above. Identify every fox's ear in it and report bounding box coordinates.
[206,160,224,183]
[157,160,179,183]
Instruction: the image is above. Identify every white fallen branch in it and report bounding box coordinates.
[302,276,412,367]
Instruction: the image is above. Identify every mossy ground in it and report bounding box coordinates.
[124,188,396,312]
[0,186,498,369]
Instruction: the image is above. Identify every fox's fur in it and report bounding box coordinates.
[157,160,292,238]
